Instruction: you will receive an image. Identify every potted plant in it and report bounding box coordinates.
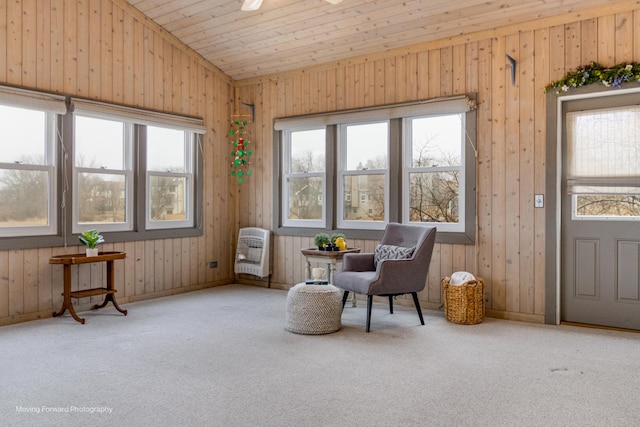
[313,233,330,250]
[79,229,104,257]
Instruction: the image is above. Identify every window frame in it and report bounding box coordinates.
[273,95,477,244]
[145,127,196,230]
[337,120,390,230]
[0,86,66,242]
[71,114,135,233]
[0,90,205,250]
[402,112,467,233]
[281,126,328,229]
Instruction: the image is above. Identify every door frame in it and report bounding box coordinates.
[544,84,640,325]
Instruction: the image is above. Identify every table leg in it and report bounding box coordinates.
[52,264,85,324]
[94,260,127,315]
[306,260,312,281]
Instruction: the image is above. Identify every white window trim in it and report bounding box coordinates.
[336,121,389,230]
[281,128,327,228]
[72,119,134,233]
[146,131,195,230]
[402,114,466,232]
[273,95,477,244]
[0,107,59,237]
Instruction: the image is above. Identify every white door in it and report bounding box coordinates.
[561,94,640,330]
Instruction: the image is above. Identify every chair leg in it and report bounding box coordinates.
[412,292,425,325]
[388,295,394,314]
[342,291,350,309]
[366,295,373,332]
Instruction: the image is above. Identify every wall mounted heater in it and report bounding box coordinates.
[234,227,270,278]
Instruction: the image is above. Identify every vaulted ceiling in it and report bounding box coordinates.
[126,0,616,81]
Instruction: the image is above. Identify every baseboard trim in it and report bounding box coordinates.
[0,280,234,327]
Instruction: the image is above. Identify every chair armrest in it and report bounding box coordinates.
[375,258,425,294]
[341,253,375,272]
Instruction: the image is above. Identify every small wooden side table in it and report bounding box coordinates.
[300,247,360,306]
[49,251,127,324]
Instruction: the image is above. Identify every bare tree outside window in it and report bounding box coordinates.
[150,176,187,220]
[286,128,325,223]
[407,115,463,224]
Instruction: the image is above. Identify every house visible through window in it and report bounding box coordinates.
[146,125,194,230]
[274,95,477,244]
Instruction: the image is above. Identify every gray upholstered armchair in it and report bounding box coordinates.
[333,223,437,332]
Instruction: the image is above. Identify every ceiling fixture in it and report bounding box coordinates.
[241,0,343,11]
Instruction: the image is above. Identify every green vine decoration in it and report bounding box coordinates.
[545,61,640,94]
[229,120,253,184]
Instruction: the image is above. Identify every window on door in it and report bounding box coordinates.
[567,104,640,220]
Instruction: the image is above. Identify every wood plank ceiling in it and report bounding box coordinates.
[127,0,613,81]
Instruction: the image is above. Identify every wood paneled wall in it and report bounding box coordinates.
[0,0,234,325]
[3,1,640,326]
[234,7,640,321]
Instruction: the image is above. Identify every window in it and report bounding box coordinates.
[403,113,465,232]
[0,87,65,238]
[146,126,194,229]
[274,95,477,243]
[69,98,204,240]
[282,127,326,228]
[338,122,388,229]
[0,87,205,249]
[73,115,133,232]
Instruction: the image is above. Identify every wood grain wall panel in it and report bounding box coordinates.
[615,12,634,62]
[564,23,582,71]
[37,248,53,312]
[518,31,536,314]
[490,36,507,312]
[63,0,77,94]
[636,11,640,61]
[7,0,22,85]
[505,33,520,313]
[439,47,453,96]
[581,19,598,64]
[0,1,6,83]
[4,1,640,325]
[234,8,640,319]
[597,15,616,66]
[533,29,549,315]
[0,0,233,325]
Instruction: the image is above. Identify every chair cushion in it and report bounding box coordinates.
[374,244,415,268]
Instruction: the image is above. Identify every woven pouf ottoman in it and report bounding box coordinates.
[285,283,343,334]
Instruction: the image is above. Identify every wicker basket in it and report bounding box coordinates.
[442,276,484,325]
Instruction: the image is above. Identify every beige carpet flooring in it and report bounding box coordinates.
[1,284,639,427]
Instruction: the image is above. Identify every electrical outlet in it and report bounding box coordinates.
[534,194,544,208]
[209,261,218,268]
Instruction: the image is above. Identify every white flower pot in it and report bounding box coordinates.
[86,248,99,257]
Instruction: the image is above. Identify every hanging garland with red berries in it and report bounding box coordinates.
[229,119,253,184]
